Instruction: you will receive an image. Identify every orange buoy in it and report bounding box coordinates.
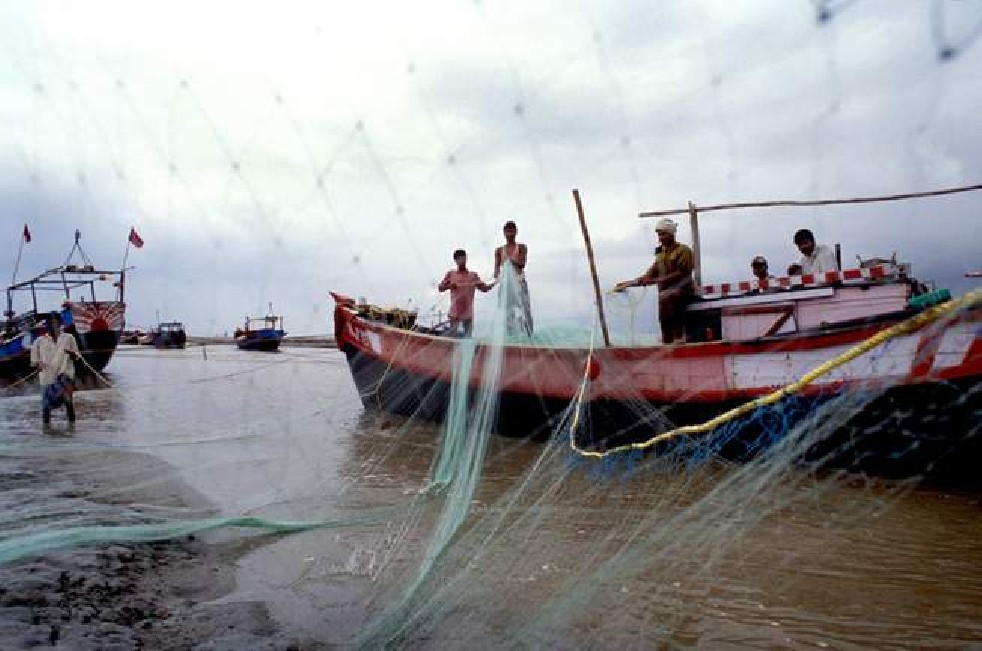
[586,355,601,381]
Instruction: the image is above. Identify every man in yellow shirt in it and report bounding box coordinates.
[614,218,695,344]
[30,312,80,425]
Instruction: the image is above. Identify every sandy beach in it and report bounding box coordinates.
[0,446,311,650]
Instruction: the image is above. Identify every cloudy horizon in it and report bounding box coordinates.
[2,0,980,336]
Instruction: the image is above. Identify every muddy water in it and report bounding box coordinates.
[1,345,979,648]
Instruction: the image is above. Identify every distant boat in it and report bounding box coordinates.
[1,233,126,379]
[119,328,143,345]
[153,321,187,349]
[234,309,286,351]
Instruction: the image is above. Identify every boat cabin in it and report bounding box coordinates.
[240,315,284,333]
[682,262,937,343]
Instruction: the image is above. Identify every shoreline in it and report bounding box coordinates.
[187,336,336,349]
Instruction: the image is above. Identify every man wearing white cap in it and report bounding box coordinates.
[614,218,695,344]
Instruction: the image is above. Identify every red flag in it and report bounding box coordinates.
[128,227,144,248]
[23,224,31,243]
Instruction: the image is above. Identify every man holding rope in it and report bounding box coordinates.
[30,312,80,425]
[614,218,695,344]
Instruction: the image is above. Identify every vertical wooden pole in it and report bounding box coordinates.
[11,236,25,286]
[687,201,701,291]
[572,189,611,347]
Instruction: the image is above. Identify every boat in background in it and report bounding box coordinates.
[153,322,187,349]
[235,306,286,351]
[1,232,126,379]
[119,328,145,345]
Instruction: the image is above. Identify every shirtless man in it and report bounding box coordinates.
[493,221,533,336]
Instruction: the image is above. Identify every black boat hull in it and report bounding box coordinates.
[341,342,981,486]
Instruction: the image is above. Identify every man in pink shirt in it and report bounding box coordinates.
[438,249,494,337]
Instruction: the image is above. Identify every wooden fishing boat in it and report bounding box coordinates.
[332,187,982,480]
[234,312,286,351]
[1,235,127,379]
[153,321,187,349]
[332,267,980,478]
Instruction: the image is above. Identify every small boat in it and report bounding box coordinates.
[234,308,286,351]
[119,329,143,345]
[331,188,982,481]
[2,232,127,379]
[153,322,187,349]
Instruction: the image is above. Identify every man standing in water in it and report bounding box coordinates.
[493,220,533,336]
[614,218,695,344]
[30,312,80,425]
[438,249,494,337]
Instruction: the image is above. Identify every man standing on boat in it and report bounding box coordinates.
[439,249,494,337]
[493,221,533,336]
[614,218,695,344]
[794,229,839,274]
[30,312,80,425]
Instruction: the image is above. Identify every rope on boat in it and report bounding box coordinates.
[571,288,982,459]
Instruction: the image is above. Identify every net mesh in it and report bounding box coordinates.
[1,2,981,648]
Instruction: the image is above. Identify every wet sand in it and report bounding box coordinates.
[0,448,308,650]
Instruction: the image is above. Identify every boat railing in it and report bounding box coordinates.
[697,262,911,301]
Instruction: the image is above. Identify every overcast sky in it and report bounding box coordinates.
[2,0,980,336]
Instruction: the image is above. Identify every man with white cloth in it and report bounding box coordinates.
[30,312,80,425]
[793,228,839,275]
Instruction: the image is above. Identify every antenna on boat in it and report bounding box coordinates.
[11,224,30,288]
[64,229,93,267]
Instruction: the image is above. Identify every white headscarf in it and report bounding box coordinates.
[654,218,677,234]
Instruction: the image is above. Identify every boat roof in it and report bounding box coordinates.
[6,264,123,293]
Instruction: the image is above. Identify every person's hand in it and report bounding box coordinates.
[613,280,633,293]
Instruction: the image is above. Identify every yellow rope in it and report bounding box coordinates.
[572,289,982,459]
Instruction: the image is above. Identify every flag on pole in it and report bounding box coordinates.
[128,227,144,248]
[22,224,31,243]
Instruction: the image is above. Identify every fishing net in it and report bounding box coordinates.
[1,2,981,649]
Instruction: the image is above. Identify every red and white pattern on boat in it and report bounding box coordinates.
[336,302,982,404]
[700,264,907,298]
[68,301,125,333]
